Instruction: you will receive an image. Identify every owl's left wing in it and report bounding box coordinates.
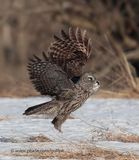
[28,53,75,98]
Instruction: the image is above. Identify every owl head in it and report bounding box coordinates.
[78,72,100,94]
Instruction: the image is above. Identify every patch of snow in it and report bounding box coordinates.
[0,97,139,159]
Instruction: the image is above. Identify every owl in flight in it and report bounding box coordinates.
[23,28,100,132]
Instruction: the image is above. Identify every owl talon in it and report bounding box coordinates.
[52,118,63,132]
[53,124,62,133]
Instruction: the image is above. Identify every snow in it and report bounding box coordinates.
[0,97,139,159]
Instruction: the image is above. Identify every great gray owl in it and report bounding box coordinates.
[23,28,100,132]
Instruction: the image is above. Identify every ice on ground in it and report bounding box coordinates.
[0,97,139,159]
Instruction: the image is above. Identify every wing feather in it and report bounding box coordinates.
[28,54,74,97]
[69,27,76,41]
[47,27,91,77]
[61,30,69,40]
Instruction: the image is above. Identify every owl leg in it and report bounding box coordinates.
[52,114,68,132]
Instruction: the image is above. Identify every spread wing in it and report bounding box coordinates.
[47,27,92,77]
[27,53,74,97]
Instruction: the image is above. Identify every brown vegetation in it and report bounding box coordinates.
[106,132,139,143]
[0,115,12,121]
[12,145,139,160]
[27,135,52,142]
[0,0,139,97]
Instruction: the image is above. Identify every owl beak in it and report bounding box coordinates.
[93,80,100,91]
[96,81,100,86]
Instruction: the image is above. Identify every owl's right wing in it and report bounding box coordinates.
[28,53,75,98]
[47,27,91,77]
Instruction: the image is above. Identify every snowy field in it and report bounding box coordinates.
[0,97,139,159]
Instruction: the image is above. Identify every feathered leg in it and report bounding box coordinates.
[52,114,68,132]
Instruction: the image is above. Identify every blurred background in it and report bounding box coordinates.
[0,0,139,97]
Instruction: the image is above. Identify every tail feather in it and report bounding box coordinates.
[23,102,47,115]
[23,100,62,116]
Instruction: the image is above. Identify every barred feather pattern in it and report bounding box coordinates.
[27,53,74,96]
[52,84,91,132]
[24,28,100,132]
[25,66,100,132]
[47,27,92,77]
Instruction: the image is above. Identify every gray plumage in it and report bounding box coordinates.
[27,53,74,97]
[23,28,100,132]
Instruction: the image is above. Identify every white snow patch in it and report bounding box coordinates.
[0,97,139,159]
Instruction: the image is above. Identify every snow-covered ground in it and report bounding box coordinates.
[0,97,139,159]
